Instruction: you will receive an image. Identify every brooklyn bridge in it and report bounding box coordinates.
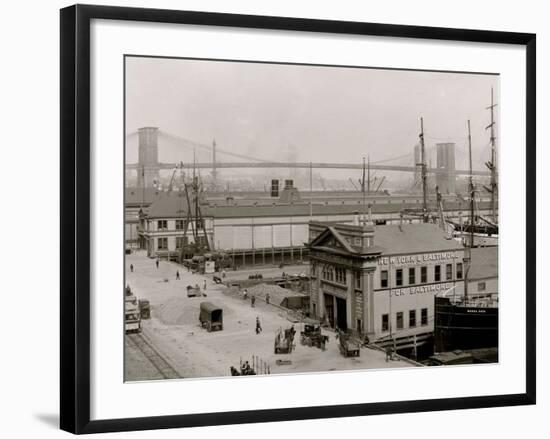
[125,127,492,189]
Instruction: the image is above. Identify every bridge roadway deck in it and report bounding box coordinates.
[125,162,491,176]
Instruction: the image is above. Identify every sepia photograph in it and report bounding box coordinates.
[123,56,499,381]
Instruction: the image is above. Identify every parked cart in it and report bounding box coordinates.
[186,284,202,297]
[337,330,360,357]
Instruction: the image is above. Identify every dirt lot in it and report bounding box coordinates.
[125,250,412,380]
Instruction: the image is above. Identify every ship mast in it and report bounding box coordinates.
[467,120,475,249]
[464,119,475,301]
[418,117,428,222]
[485,87,498,223]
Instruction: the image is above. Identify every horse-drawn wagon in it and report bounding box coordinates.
[300,318,328,350]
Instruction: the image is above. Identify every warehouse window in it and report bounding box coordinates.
[409,310,417,328]
[434,265,441,282]
[446,263,453,280]
[157,220,167,231]
[382,314,389,332]
[381,270,388,288]
[456,262,463,279]
[157,237,168,250]
[421,308,428,326]
[175,220,184,230]
[421,266,427,283]
[478,282,486,292]
[396,269,403,286]
[409,267,416,285]
[396,312,404,330]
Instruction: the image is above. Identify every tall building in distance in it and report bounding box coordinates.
[436,142,456,194]
[137,127,160,188]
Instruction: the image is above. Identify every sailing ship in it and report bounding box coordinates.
[447,88,499,247]
[434,106,499,355]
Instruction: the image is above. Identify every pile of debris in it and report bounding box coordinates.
[246,283,308,309]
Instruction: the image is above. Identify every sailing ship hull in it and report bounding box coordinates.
[434,296,498,353]
[448,221,498,236]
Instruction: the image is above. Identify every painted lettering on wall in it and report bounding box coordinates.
[390,282,455,296]
[378,252,459,266]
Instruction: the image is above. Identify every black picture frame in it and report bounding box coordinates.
[60,4,536,434]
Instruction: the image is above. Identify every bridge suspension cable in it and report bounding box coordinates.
[158,131,276,163]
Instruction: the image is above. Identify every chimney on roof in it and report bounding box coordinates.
[361,223,375,252]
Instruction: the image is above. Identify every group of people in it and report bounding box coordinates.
[242,289,271,307]
[229,362,256,376]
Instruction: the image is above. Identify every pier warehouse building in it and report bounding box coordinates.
[133,182,495,266]
[307,221,467,352]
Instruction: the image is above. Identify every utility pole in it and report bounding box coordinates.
[388,261,395,353]
[367,155,372,223]
[418,117,428,222]
[212,139,217,190]
[485,88,498,223]
[367,155,371,195]
[361,157,367,224]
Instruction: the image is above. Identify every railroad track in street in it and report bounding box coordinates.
[126,331,182,379]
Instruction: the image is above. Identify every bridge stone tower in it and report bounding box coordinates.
[436,142,456,194]
[137,127,160,188]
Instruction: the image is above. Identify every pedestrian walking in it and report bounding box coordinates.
[385,346,393,362]
[255,316,262,334]
[242,289,248,300]
[203,280,207,290]
[155,259,159,269]
[130,264,133,273]
[221,269,226,278]
[251,294,256,307]
[176,270,180,280]
[265,292,270,305]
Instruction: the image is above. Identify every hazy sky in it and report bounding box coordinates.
[125,56,499,172]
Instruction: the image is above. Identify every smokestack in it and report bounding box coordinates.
[353,211,360,226]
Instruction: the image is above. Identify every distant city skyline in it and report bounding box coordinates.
[125,56,499,173]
